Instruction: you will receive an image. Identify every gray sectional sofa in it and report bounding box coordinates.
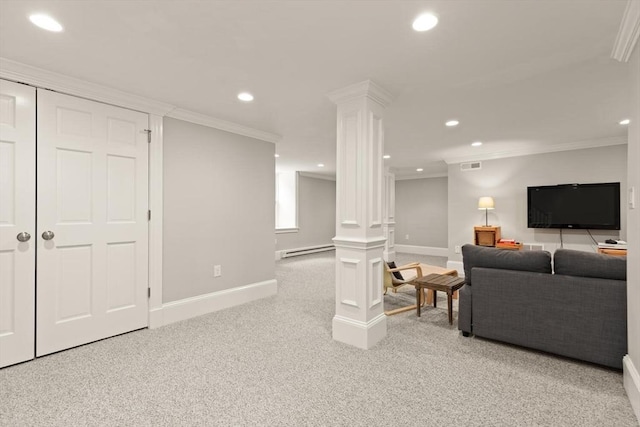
[459,244,627,369]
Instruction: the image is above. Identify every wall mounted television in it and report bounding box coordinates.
[527,182,620,230]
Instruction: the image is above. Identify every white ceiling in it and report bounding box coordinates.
[0,0,631,179]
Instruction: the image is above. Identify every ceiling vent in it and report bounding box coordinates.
[460,161,481,171]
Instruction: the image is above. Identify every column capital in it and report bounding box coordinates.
[327,80,393,107]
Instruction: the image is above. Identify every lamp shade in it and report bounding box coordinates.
[478,196,495,210]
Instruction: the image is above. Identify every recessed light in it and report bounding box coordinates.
[471,141,483,147]
[412,13,438,32]
[274,154,280,158]
[619,119,630,125]
[416,168,424,172]
[445,120,459,127]
[383,155,391,159]
[317,163,325,167]
[237,92,254,102]
[29,14,63,32]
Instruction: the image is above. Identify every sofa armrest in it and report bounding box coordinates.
[472,267,627,369]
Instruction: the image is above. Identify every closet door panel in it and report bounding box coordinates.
[0,80,35,368]
[36,89,149,356]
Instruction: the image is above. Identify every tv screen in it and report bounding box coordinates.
[527,182,620,230]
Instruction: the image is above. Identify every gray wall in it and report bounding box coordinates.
[276,174,336,251]
[163,118,275,303]
[448,145,628,261]
[395,177,448,248]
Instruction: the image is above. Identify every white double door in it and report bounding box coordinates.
[0,80,149,367]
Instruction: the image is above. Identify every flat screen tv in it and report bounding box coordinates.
[527,182,620,230]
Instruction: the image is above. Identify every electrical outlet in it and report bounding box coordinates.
[455,245,461,254]
[214,265,222,277]
[405,234,409,240]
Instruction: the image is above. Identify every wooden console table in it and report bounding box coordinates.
[597,248,627,256]
[474,226,501,247]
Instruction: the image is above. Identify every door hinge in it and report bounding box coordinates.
[148,210,151,221]
[148,287,151,298]
[144,129,151,143]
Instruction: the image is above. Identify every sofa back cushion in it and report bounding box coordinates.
[554,249,626,281]
[462,244,552,285]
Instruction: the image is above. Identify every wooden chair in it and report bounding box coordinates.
[383,262,425,315]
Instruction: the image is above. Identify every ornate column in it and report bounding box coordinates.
[383,168,396,262]
[328,80,392,349]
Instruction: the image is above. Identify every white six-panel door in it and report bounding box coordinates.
[36,89,149,356]
[0,80,36,368]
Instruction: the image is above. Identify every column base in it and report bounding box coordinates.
[332,313,387,349]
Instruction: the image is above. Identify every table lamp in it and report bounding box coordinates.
[478,196,495,226]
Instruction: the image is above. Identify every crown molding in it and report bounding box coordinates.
[166,108,281,144]
[0,57,174,115]
[442,136,628,165]
[612,0,640,62]
[298,172,336,181]
[395,172,448,181]
[0,57,281,143]
[327,79,393,107]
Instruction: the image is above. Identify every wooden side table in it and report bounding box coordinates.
[474,226,501,247]
[414,273,466,324]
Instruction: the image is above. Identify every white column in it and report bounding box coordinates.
[328,80,392,349]
[383,168,396,262]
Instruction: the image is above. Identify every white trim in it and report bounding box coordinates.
[333,236,387,250]
[298,172,337,181]
[624,355,640,422]
[0,57,174,116]
[148,114,164,323]
[327,80,393,107]
[442,136,627,165]
[612,0,640,62]
[149,279,278,328]
[395,172,448,181]
[166,108,281,144]
[275,228,299,234]
[395,244,449,257]
[446,260,465,277]
[332,313,387,350]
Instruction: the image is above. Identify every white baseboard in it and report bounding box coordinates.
[446,260,465,277]
[624,355,640,422]
[149,279,277,328]
[395,244,448,257]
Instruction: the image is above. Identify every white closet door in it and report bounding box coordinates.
[36,89,149,356]
[0,80,36,368]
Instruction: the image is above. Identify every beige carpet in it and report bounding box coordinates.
[0,251,637,426]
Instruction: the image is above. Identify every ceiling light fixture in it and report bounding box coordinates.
[471,141,483,147]
[383,155,391,159]
[29,14,63,32]
[445,120,459,127]
[619,119,630,125]
[317,163,325,167]
[237,92,254,102]
[416,168,424,172]
[274,154,280,158]
[412,13,438,32]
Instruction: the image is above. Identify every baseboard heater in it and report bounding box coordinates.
[280,244,335,258]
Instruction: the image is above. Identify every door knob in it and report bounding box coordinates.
[16,232,31,242]
[42,230,55,241]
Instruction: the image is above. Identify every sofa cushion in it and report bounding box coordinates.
[554,249,626,281]
[461,244,552,285]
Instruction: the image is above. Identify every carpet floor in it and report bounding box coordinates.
[0,252,637,426]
